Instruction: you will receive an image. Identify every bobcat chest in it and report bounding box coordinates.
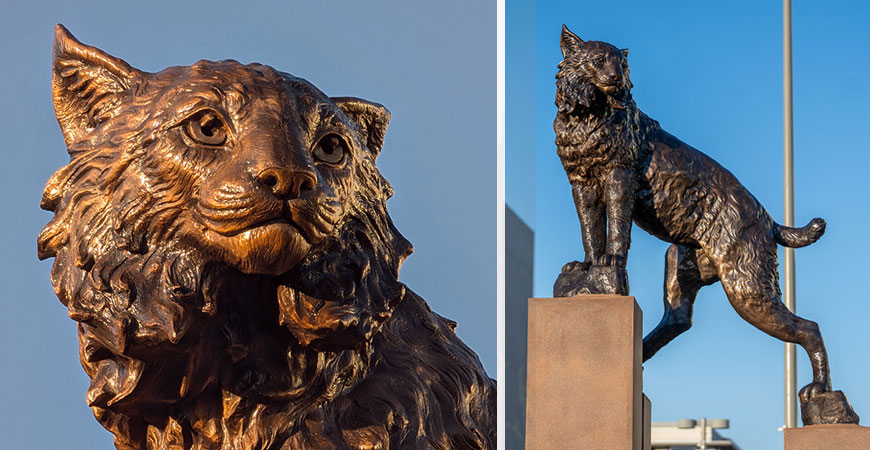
[555,110,639,184]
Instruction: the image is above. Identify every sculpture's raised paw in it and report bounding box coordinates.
[799,386,860,425]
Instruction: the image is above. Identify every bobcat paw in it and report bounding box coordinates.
[586,264,629,295]
[554,259,629,296]
[554,260,590,297]
[592,254,627,267]
[799,382,829,404]
[799,386,860,425]
[561,260,591,273]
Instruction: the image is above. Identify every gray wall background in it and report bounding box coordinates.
[505,207,533,449]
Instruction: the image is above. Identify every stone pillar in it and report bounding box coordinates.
[642,394,651,450]
[784,424,870,450]
[525,296,644,449]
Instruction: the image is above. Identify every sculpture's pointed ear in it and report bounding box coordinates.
[52,24,142,147]
[332,97,391,157]
[560,24,585,57]
[621,48,629,58]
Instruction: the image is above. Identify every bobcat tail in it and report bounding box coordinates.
[774,218,826,248]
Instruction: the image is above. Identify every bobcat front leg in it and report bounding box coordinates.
[604,166,636,263]
[587,166,634,295]
[554,182,605,295]
[571,182,606,263]
[558,181,627,296]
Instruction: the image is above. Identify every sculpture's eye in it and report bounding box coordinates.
[184,110,227,147]
[594,55,605,65]
[312,134,347,165]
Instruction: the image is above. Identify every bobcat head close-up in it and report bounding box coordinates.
[556,25,633,113]
[38,25,495,450]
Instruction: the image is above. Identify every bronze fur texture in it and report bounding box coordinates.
[38,25,495,449]
[553,25,858,425]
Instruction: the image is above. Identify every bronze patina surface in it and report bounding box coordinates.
[39,25,494,449]
[552,25,857,426]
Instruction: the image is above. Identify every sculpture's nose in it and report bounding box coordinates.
[257,167,317,199]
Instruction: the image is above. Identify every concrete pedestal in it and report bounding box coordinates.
[525,296,644,450]
[784,424,870,450]
[642,394,651,450]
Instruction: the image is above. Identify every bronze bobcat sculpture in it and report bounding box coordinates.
[39,25,495,449]
[553,25,857,425]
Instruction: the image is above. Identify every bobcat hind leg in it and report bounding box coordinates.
[718,248,830,395]
[642,244,718,362]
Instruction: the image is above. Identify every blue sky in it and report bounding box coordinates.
[0,1,494,448]
[508,0,870,449]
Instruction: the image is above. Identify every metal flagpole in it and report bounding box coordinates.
[783,0,798,430]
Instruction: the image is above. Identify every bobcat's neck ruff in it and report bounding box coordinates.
[554,100,644,185]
